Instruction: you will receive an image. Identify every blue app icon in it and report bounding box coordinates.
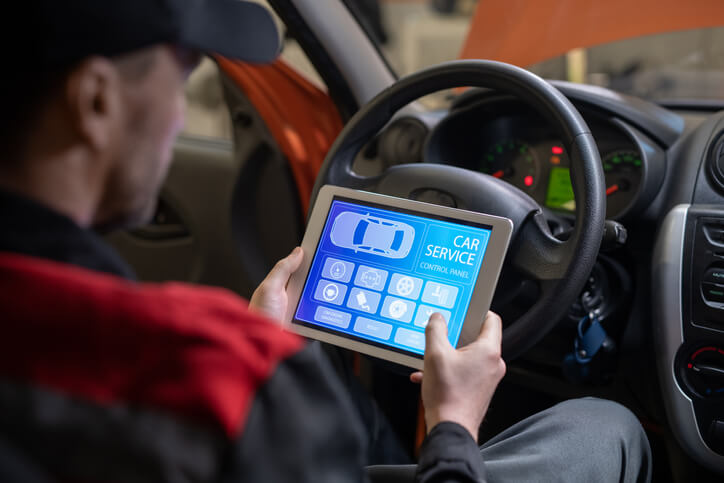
[421,281,458,309]
[347,287,381,314]
[314,280,348,306]
[388,273,423,300]
[321,257,354,283]
[414,305,452,328]
[354,265,389,291]
[353,317,393,341]
[380,296,416,323]
[314,306,352,329]
[394,327,425,351]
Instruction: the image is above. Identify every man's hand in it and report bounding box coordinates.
[249,247,304,323]
[410,311,505,442]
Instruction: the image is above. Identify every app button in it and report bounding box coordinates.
[388,273,423,299]
[381,296,415,323]
[354,265,389,291]
[413,305,452,328]
[354,317,393,341]
[347,287,381,314]
[314,280,347,306]
[321,257,354,283]
[314,306,351,329]
[394,327,425,351]
[421,282,458,309]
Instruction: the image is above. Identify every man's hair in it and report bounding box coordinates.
[0,49,157,165]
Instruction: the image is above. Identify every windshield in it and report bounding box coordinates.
[355,0,724,105]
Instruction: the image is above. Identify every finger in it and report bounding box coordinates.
[475,311,503,347]
[409,371,423,384]
[265,247,303,288]
[425,313,451,356]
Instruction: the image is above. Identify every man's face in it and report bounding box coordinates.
[95,46,198,230]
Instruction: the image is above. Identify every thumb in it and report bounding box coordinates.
[266,247,303,288]
[472,311,502,348]
[425,313,451,357]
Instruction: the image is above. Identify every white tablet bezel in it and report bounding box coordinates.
[285,185,514,370]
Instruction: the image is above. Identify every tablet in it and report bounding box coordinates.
[285,185,513,369]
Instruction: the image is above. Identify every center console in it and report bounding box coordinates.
[654,205,724,473]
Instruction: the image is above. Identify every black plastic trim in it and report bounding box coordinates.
[267,0,358,120]
[680,206,724,460]
[452,82,685,149]
[706,133,724,196]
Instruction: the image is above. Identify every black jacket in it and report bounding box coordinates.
[0,189,485,483]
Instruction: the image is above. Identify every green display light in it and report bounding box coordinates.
[545,166,575,211]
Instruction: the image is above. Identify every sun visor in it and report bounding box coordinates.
[460,0,724,67]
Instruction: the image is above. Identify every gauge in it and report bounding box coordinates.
[602,150,642,218]
[481,139,540,191]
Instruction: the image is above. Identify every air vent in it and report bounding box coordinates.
[709,134,724,194]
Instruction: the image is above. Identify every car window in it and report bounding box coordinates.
[351,1,724,106]
[183,58,232,140]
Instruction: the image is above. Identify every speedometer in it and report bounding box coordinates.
[481,139,540,192]
[542,147,644,219]
[602,150,642,218]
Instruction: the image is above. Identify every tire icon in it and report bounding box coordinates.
[395,276,415,296]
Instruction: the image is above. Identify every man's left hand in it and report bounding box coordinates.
[249,247,304,323]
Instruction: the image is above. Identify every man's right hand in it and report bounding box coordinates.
[410,311,506,442]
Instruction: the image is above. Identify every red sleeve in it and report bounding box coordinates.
[0,253,302,437]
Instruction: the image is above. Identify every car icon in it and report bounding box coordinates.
[330,211,415,259]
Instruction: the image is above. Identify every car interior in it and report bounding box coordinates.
[105,1,724,481]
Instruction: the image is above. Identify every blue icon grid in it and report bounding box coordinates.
[294,198,492,356]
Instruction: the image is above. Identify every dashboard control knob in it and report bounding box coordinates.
[682,346,724,399]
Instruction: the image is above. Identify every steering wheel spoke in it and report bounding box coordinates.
[374,163,541,225]
[511,212,569,280]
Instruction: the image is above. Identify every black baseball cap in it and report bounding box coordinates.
[17,0,281,69]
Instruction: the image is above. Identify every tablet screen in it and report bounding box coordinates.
[292,197,493,357]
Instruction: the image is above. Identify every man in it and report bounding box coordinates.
[0,1,651,482]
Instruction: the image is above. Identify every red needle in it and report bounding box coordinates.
[606,184,619,196]
[492,170,504,178]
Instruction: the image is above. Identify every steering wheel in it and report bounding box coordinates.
[310,60,605,360]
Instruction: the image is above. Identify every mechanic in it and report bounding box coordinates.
[0,1,651,482]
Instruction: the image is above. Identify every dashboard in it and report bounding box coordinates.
[365,82,724,478]
[424,95,665,221]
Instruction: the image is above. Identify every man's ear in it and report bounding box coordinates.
[63,57,124,153]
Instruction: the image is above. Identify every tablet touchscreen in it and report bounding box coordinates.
[292,195,497,359]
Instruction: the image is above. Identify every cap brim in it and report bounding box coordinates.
[181,0,281,63]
